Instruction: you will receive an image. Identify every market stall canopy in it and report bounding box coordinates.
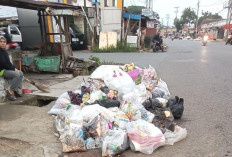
[221,24,232,29]
[0,0,82,11]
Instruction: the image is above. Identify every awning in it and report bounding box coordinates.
[123,13,141,20]
[221,24,232,29]
[0,0,82,11]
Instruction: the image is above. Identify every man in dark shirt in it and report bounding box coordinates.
[152,30,163,49]
[0,36,23,101]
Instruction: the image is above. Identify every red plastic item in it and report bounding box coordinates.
[22,89,33,94]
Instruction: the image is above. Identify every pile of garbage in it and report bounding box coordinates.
[48,63,187,156]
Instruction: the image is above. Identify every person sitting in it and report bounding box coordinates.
[0,36,23,101]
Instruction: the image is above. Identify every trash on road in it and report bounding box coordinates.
[48,64,187,156]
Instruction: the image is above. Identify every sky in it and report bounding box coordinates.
[0,0,229,25]
[125,0,229,26]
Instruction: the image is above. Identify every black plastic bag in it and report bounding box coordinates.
[166,96,184,119]
[100,86,110,94]
[93,98,120,108]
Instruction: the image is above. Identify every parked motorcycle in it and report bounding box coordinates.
[226,35,232,45]
[7,42,21,50]
[202,35,208,46]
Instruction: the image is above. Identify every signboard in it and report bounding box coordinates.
[146,21,155,28]
[142,9,152,17]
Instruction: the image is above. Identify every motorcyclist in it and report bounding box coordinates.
[226,32,232,45]
[152,30,163,48]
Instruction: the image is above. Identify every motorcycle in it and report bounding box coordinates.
[202,35,208,46]
[152,41,163,52]
[226,35,232,45]
[7,42,21,50]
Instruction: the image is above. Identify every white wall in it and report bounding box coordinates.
[101,7,122,40]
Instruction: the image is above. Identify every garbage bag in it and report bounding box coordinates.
[100,86,110,94]
[143,98,175,132]
[166,96,184,119]
[85,137,103,149]
[81,104,116,123]
[126,120,165,155]
[83,115,109,140]
[90,65,121,79]
[164,125,187,146]
[114,114,130,130]
[87,90,106,104]
[0,91,6,103]
[48,92,71,115]
[93,98,120,108]
[141,65,157,78]
[127,69,140,82]
[104,68,135,95]
[156,79,171,99]
[151,88,165,98]
[61,125,86,152]
[102,130,129,157]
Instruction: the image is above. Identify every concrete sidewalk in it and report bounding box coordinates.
[0,75,98,157]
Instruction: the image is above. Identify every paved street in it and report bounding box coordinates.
[74,39,232,157]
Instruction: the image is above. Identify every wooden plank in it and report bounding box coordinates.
[108,32,117,48]
[99,32,108,49]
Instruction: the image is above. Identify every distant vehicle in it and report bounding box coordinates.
[0,25,22,44]
[202,35,208,46]
[69,24,85,50]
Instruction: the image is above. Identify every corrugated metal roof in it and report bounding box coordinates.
[0,0,81,11]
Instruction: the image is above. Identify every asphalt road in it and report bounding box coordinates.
[74,40,232,157]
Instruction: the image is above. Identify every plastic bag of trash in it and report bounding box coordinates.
[141,65,158,78]
[114,114,130,130]
[104,69,135,95]
[81,104,116,123]
[126,120,165,155]
[93,98,120,108]
[83,115,109,140]
[102,130,129,157]
[90,65,121,79]
[156,79,171,99]
[166,96,184,119]
[48,92,71,115]
[62,125,86,152]
[164,125,187,145]
[151,88,165,98]
[0,91,6,103]
[85,137,104,149]
[127,69,140,82]
[87,90,106,104]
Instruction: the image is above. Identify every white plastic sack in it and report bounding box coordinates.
[81,104,116,123]
[156,98,168,107]
[90,65,120,79]
[102,130,129,157]
[126,120,165,155]
[48,92,71,115]
[164,125,187,145]
[114,114,130,130]
[104,68,135,95]
[156,79,171,99]
[87,90,106,104]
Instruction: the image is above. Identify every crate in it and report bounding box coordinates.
[34,56,60,73]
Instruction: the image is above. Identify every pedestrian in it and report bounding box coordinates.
[0,36,23,101]
[140,27,146,50]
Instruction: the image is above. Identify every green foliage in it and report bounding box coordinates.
[198,11,222,26]
[92,41,137,53]
[174,18,184,32]
[89,55,101,66]
[181,7,197,26]
[126,5,146,14]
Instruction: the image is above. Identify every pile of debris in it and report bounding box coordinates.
[48,63,187,156]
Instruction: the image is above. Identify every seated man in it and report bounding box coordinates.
[0,36,23,101]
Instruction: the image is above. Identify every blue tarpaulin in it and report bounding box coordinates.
[92,0,101,4]
[123,13,141,20]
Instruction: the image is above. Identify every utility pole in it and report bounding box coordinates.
[195,0,200,34]
[166,14,170,34]
[225,0,231,37]
[174,7,179,19]
[84,0,88,48]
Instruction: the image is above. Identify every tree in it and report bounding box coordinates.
[126,6,146,14]
[198,11,222,26]
[174,18,184,32]
[181,7,197,26]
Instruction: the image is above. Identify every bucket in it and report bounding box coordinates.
[87,46,92,51]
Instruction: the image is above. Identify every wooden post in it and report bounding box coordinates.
[57,16,65,71]
[138,19,141,50]
[84,0,88,48]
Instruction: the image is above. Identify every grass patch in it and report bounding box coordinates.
[92,41,138,53]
